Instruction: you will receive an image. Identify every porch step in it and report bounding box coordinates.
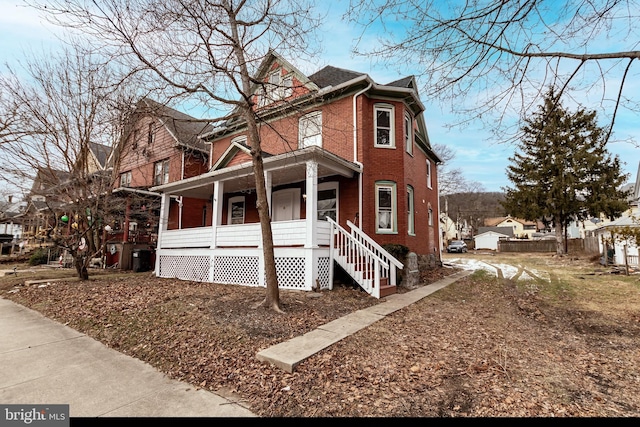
[379,284,396,297]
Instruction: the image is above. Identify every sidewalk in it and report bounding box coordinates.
[0,297,256,418]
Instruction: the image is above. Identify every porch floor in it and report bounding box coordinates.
[256,270,473,373]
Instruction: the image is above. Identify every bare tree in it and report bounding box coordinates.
[31,0,323,312]
[433,143,485,195]
[345,0,640,144]
[0,44,134,279]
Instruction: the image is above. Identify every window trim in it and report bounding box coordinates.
[120,171,132,188]
[228,195,246,225]
[407,185,415,235]
[375,181,397,234]
[154,159,170,186]
[374,104,395,148]
[317,181,338,222]
[299,111,323,149]
[426,160,432,189]
[404,112,413,155]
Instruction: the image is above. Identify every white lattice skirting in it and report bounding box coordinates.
[158,255,210,282]
[157,250,331,291]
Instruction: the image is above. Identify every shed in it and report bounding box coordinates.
[473,230,510,251]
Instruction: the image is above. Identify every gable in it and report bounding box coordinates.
[251,51,319,110]
[211,141,253,170]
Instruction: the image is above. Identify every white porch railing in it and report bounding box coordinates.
[328,218,402,298]
[158,219,331,249]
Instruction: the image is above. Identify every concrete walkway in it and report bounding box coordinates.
[257,269,473,373]
[0,297,256,418]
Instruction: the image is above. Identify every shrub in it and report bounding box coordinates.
[382,243,410,262]
[28,248,50,266]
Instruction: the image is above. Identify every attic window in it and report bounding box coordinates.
[259,70,293,107]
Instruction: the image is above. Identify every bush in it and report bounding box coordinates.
[382,243,410,262]
[28,248,50,266]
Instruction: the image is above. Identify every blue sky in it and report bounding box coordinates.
[0,0,638,194]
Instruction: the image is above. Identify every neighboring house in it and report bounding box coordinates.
[150,51,442,298]
[440,213,458,245]
[594,162,640,265]
[106,98,213,269]
[484,215,539,239]
[20,168,70,245]
[474,227,513,251]
[0,195,26,245]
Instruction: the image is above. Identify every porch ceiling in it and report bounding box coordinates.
[153,146,361,200]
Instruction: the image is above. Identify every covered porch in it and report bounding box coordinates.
[152,146,361,292]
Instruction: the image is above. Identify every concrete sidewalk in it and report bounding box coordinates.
[0,297,256,418]
[257,269,473,373]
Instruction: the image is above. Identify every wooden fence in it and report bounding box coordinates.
[497,236,600,254]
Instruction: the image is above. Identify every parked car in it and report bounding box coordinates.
[447,240,468,253]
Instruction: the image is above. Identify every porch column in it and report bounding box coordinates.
[158,193,170,232]
[305,160,318,248]
[264,170,272,217]
[155,192,171,276]
[211,181,224,249]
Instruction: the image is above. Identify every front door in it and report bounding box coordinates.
[272,188,300,221]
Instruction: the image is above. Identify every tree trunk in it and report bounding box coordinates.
[74,254,89,280]
[244,110,282,312]
[555,223,565,256]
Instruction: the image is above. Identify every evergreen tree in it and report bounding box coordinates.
[502,88,630,255]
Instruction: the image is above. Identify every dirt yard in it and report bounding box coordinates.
[2,252,639,417]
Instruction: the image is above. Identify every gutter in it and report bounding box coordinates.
[353,81,373,227]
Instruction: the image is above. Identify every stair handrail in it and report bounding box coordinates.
[346,220,404,270]
[327,218,388,297]
[328,218,388,268]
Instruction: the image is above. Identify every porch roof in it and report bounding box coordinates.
[150,145,361,199]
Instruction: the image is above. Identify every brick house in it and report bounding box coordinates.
[106,98,213,269]
[150,52,442,297]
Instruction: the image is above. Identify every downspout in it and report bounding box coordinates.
[353,81,372,227]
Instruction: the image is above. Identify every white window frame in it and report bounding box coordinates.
[407,185,415,235]
[404,113,413,155]
[375,181,397,234]
[299,111,322,148]
[426,160,432,189]
[374,104,395,148]
[154,159,170,186]
[120,171,131,188]
[228,196,246,225]
[428,206,434,226]
[317,181,338,222]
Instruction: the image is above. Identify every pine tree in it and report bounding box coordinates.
[502,88,630,255]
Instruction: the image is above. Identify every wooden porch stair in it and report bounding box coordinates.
[328,218,403,299]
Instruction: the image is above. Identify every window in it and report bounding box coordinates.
[317,182,338,222]
[147,122,154,145]
[154,160,170,186]
[404,113,413,155]
[407,185,415,235]
[228,196,245,224]
[299,111,322,148]
[375,182,396,233]
[260,69,293,106]
[120,171,131,188]
[374,104,394,147]
[428,207,434,226]
[426,160,432,189]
